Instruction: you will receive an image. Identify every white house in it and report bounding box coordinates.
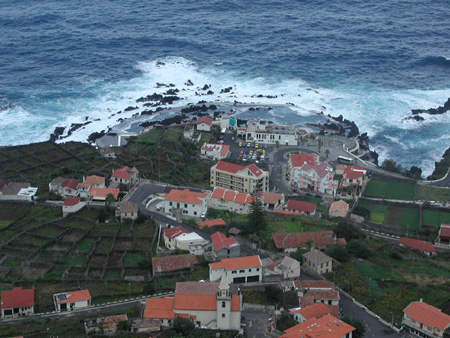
[174,232,209,251]
[62,197,85,217]
[209,255,262,284]
[196,116,214,131]
[264,256,301,279]
[0,287,34,319]
[163,188,210,219]
[53,289,92,312]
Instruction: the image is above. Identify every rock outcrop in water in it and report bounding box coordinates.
[411,97,450,116]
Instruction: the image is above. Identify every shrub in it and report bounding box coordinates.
[390,252,402,260]
[353,206,370,220]
[264,285,282,302]
[326,245,350,263]
[347,239,370,259]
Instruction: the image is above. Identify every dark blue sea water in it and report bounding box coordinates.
[1,0,449,174]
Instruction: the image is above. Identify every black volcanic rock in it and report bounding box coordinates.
[403,115,425,122]
[185,79,194,86]
[412,97,450,115]
[124,106,139,111]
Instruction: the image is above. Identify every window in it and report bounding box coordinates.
[184,203,187,208]
[232,270,237,274]
[239,270,245,273]
[256,268,259,271]
[249,268,252,272]
[169,202,172,206]
[222,301,226,308]
[222,314,226,318]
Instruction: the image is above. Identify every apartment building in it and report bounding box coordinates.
[244,120,298,146]
[403,300,450,338]
[210,161,269,194]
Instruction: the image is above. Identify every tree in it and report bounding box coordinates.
[325,149,330,158]
[117,320,130,332]
[171,317,195,336]
[332,220,364,241]
[406,165,422,179]
[105,193,116,205]
[306,239,315,249]
[347,239,370,259]
[341,316,366,338]
[382,159,402,173]
[325,244,350,263]
[264,285,282,303]
[245,193,267,235]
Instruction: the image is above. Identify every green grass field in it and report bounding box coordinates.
[138,128,164,144]
[365,178,416,200]
[422,209,450,227]
[416,185,450,203]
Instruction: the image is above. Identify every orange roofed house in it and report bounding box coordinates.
[196,115,214,131]
[53,289,91,312]
[403,299,450,338]
[210,160,269,194]
[209,255,262,284]
[0,287,34,319]
[163,188,210,219]
[272,231,346,253]
[111,166,139,190]
[281,314,355,338]
[144,274,242,330]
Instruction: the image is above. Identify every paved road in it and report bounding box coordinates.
[298,270,402,338]
[128,183,257,256]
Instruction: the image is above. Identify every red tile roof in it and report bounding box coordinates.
[152,254,198,273]
[440,224,450,239]
[62,179,80,190]
[163,226,190,239]
[165,188,209,205]
[211,188,226,199]
[198,218,227,229]
[343,165,366,179]
[56,290,91,304]
[291,303,331,321]
[84,175,105,185]
[1,287,34,308]
[211,232,238,251]
[215,161,265,177]
[0,179,9,190]
[261,192,284,205]
[196,116,213,125]
[286,200,317,213]
[101,314,128,330]
[296,280,336,290]
[119,201,138,214]
[209,255,261,270]
[144,297,175,319]
[89,188,119,199]
[399,238,436,253]
[220,145,230,157]
[210,188,253,205]
[272,231,336,249]
[275,209,306,216]
[112,168,131,179]
[173,281,241,312]
[290,153,318,168]
[329,200,349,214]
[404,301,450,331]
[64,196,81,206]
[281,314,355,338]
[305,290,340,301]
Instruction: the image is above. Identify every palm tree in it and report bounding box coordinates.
[325,149,330,159]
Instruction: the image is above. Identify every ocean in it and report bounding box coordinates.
[0,0,449,175]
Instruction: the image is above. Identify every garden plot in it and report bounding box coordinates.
[422,209,450,227]
[21,267,50,279]
[107,251,125,268]
[135,238,152,251]
[94,237,114,254]
[30,224,66,238]
[88,254,108,268]
[90,223,119,236]
[364,178,416,200]
[113,238,134,251]
[123,253,147,268]
[61,229,87,242]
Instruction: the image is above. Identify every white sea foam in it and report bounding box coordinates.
[0,56,448,175]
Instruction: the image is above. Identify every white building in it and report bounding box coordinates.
[0,287,34,319]
[0,181,38,201]
[144,274,242,330]
[162,226,208,251]
[163,188,210,219]
[289,153,337,196]
[210,161,269,194]
[244,120,298,146]
[209,255,262,284]
[200,143,230,160]
[264,256,301,279]
[62,197,85,217]
[196,116,214,131]
[53,290,92,312]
